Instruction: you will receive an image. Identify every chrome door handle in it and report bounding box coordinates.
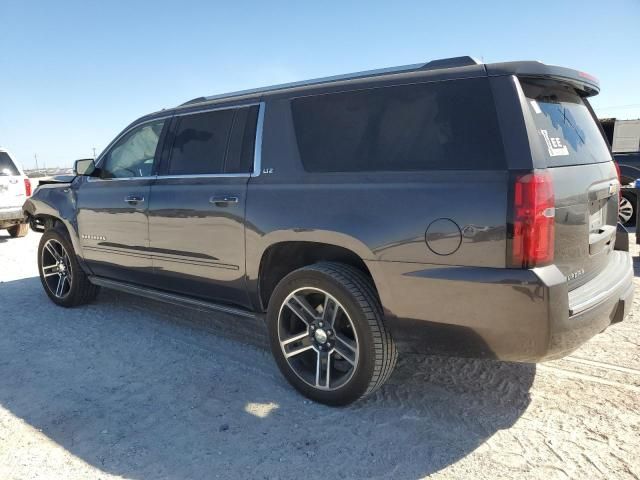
[125,195,145,204]
[209,195,239,206]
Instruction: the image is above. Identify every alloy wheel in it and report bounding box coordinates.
[278,287,359,391]
[41,238,72,298]
[619,196,634,225]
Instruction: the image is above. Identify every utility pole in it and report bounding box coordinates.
[34,153,39,172]
[92,147,97,159]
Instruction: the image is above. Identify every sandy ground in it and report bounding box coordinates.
[0,231,639,480]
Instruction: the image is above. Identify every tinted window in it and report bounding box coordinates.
[101,120,165,179]
[223,106,259,174]
[292,78,505,172]
[239,106,259,173]
[521,80,611,167]
[168,109,235,175]
[0,152,19,176]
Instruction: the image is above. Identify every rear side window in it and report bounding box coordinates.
[168,109,235,175]
[521,80,611,167]
[224,105,259,174]
[291,78,505,172]
[0,152,19,176]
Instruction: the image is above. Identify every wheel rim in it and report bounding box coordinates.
[41,239,72,298]
[619,196,634,224]
[278,287,359,391]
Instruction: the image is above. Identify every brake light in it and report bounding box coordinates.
[24,178,32,196]
[511,171,555,268]
[578,71,599,84]
[614,161,622,197]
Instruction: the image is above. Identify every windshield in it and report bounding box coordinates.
[521,79,611,167]
[0,152,19,176]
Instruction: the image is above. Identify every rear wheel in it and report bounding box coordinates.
[267,262,397,406]
[37,229,100,307]
[619,191,636,227]
[7,224,28,237]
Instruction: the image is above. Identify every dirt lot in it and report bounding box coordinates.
[0,231,639,480]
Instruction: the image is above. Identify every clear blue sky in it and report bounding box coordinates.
[1,0,639,169]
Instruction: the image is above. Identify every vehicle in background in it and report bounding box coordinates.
[25,58,634,405]
[0,148,30,237]
[600,118,640,226]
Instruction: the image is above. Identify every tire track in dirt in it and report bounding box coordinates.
[565,356,640,376]
[538,364,640,393]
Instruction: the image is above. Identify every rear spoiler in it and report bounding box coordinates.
[486,61,600,97]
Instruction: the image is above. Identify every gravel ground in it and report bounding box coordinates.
[0,231,639,480]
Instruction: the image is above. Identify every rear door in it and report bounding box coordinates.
[147,104,260,308]
[520,79,618,289]
[0,151,26,208]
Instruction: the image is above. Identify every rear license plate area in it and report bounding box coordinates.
[588,199,607,233]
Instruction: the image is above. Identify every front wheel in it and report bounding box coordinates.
[267,262,397,406]
[37,229,100,307]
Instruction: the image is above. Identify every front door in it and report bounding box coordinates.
[148,105,259,308]
[77,118,167,285]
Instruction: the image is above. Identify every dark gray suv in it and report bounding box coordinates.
[24,56,634,405]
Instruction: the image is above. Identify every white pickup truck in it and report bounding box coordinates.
[0,148,30,237]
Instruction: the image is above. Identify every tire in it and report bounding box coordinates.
[619,191,636,227]
[267,262,397,406]
[7,224,28,238]
[37,228,100,307]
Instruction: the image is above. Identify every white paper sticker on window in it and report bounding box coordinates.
[530,100,542,114]
[540,129,569,157]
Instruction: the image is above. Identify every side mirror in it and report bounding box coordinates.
[74,158,96,176]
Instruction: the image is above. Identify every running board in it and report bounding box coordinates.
[88,276,257,319]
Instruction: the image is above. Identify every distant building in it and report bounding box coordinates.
[600,118,640,153]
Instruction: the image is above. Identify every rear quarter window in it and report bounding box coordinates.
[521,79,612,167]
[291,78,506,172]
[0,152,19,176]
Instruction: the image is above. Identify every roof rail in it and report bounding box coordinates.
[422,56,480,70]
[179,56,480,107]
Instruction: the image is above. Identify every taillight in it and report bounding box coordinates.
[511,171,555,268]
[614,161,622,199]
[613,162,621,221]
[24,178,32,196]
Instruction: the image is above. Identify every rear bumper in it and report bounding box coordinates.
[548,251,634,359]
[0,207,25,227]
[367,250,634,362]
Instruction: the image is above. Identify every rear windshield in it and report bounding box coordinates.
[521,79,611,167]
[0,152,19,176]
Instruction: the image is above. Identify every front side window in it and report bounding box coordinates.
[291,78,505,172]
[168,109,235,175]
[100,120,165,179]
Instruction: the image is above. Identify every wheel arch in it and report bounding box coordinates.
[255,240,378,312]
[24,188,87,266]
[618,163,640,185]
